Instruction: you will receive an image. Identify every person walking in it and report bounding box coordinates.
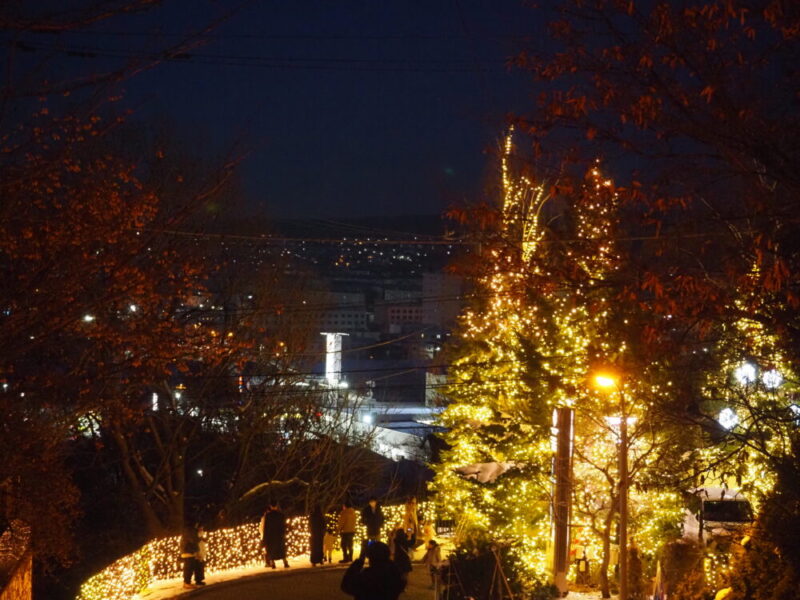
[361,497,384,542]
[422,539,442,589]
[341,541,405,600]
[402,496,419,535]
[180,524,200,590]
[309,505,325,566]
[339,502,357,563]
[260,503,290,569]
[391,527,415,582]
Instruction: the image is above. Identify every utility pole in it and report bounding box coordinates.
[552,407,574,597]
[618,393,629,600]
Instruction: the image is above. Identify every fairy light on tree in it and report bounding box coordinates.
[433,132,641,589]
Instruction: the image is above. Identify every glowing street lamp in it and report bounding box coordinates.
[593,372,629,600]
[595,374,617,389]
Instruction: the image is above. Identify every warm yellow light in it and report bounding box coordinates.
[76,503,438,600]
[593,374,617,389]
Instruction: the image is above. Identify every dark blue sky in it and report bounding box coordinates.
[18,1,549,218]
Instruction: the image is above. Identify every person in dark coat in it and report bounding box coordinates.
[360,497,384,542]
[179,525,200,589]
[341,541,405,600]
[391,527,415,581]
[309,505,326,566]
[260,503,290,568]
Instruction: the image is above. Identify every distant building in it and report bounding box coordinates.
[385,303,424,332]
[319,290,371,332]
[373,284,422,334]
[320,310,370,332]
[422,272,463,329]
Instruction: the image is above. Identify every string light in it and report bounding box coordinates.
[433,133,626,587]
[76,504,437,600]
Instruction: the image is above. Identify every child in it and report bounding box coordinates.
[323,527,336,564]
[422,539,442,590]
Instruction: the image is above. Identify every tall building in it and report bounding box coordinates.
[422,272,463,329]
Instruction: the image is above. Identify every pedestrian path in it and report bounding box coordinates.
[133,547,617,600]
[162,562,438,600]
[134,555,339,600]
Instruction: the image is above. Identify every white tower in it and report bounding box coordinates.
[321,332,348,386]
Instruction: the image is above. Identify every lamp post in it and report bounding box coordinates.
[595,374,628,600]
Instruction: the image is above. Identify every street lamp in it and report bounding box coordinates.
[594,373,629,600]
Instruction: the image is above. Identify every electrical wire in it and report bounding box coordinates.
[11,40,508,73]
[39,30,534,42]
[187,289,495,316]
[141,227,471,245]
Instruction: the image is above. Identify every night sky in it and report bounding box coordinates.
[22,0,548,219]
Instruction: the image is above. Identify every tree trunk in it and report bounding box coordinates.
[111,428,168,537]
[599,501,616,599]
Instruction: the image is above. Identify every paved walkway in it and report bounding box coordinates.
[161,564,436,600]
[134,549,615,600]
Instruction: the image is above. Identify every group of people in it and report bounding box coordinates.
[340,538,443,600]
[179,496,444,598]
[340,497,443,600]
[335,497,385,564]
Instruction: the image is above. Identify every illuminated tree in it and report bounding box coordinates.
[521,0,800,469]
[571,395,689,598]
[520,0,800,341]
[432,133,649,587]
[514,1,800,585]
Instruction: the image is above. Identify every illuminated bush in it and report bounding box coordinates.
[76,503,436,600]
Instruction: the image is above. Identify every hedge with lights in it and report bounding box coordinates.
[76,503,436,600]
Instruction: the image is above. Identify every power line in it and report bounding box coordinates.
[304,218,450,241]
[12,40,508,73]
[189,289,490,316]
[143,227,471,245]
[43,30,533,42]
[130,356,568,382]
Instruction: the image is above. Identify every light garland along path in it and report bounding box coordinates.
[77,503,438,600]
